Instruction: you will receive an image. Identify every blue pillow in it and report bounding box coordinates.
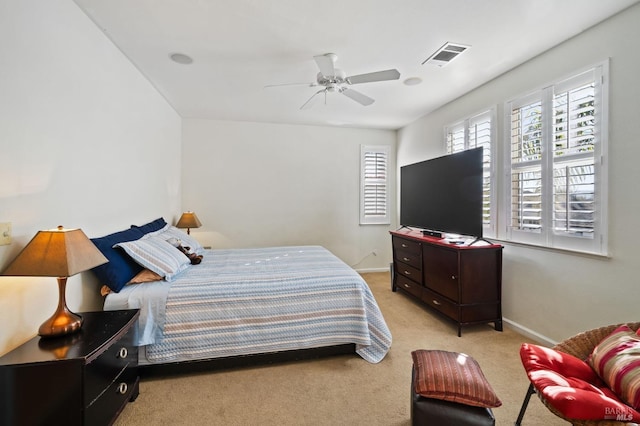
[130,217,167,235]
[90,227,146,293]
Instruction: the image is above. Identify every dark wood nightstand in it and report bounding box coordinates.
[0,309,140,426]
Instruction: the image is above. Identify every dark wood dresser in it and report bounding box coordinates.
[0,309,139,426]
[391,230,503,336]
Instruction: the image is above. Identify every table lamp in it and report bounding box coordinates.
[2,226,108,338]
[176,211,202,235]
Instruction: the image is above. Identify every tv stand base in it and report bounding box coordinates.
[391,230,503,337]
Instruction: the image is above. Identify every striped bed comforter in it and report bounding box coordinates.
[104,246,392,364]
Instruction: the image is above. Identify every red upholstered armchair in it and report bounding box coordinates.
[516,322,640,426]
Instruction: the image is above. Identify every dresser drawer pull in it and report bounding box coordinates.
[401,243,408,248]
[118,347,128,359]
[403,257,411,262]
[451,275,456,280]
[432,299,441,306]
[403,270,411,276]
[404,284,410,288]
[117,382,128,395]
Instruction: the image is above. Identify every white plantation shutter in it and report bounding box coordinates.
[445,109,495,236]
[509,98,543,233]
[446,122,465,153]
[505,65,607,254]
[360,145,390,225]
[469,113,493,229]
[552,79,596,237]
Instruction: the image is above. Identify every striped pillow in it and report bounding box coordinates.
[589,325,640,410]
[160,226,204,254]
[143,225,205,255]
[115,235,191,281]
[411,350,502,408]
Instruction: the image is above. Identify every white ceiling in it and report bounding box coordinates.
[73,0,638,130]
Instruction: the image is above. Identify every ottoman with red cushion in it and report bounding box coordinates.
[411,350,501,426]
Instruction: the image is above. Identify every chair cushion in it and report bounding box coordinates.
[411,350,502,408]
[520,343,640,422]
[588,325,640,410]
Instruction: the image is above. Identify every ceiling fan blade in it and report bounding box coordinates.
[300,89,325,110]
[346,69,400,85]
[314,54,336,77]
[264,82,316,88]
[341,88,375,106]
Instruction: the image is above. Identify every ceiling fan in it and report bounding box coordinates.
[266,53,400,109]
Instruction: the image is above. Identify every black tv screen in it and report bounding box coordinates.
[400,147,483,238]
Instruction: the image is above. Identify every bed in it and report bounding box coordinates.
[91,218,392,371]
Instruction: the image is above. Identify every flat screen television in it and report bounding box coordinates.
[400,147,483,238]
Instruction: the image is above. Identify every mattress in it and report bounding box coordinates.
[104,246,392,364]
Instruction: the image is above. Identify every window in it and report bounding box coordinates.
[360,145,390,225]
[445,109,496,237]
[505,64,607,254]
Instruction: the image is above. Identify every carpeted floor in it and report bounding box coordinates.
[114,272,565,425]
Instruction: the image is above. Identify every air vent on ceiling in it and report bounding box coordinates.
[422,42,470,67]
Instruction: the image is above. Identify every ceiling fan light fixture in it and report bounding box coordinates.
[169,53,193,65]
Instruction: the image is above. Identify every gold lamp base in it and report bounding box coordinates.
[38,277,83,338]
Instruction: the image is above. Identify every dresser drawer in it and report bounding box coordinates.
[395,249,422,270]
[85,367,139,425]
[396,275,423,299]
[395,263,422,284]
[393,237,421,255]
[422,288,457,320]
[85,324,137,406]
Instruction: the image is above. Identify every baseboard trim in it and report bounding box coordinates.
[503,318,557,347]
[355,267,390,273]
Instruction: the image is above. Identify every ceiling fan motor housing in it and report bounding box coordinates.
[317,69,346,86]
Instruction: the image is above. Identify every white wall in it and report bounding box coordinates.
[182,119,396,271]
[398,4,640,344]
[0,0,182,355]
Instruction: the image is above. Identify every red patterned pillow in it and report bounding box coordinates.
[589,325,640,410]
[411,350,502,408]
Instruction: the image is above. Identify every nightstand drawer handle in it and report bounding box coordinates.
[118,347,128,359]
[404,284,410,288]
[432,299,441,306]
[117,382,128,395]
[403,270,411,276]
[401,244,408,248]
[403,257,411,262]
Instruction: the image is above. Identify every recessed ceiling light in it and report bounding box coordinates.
[169,53,193,65]
[404,77,423,86]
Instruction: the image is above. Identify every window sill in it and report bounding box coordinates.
[489,237,610,259]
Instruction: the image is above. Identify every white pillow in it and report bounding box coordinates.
[114,235,190,281]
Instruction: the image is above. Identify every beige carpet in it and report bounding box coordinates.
[114,272,565,426]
